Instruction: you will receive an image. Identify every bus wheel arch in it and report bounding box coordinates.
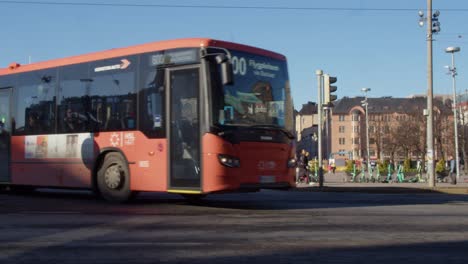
[95,150,133,202]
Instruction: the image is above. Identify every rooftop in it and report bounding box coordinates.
[332,96,452,115]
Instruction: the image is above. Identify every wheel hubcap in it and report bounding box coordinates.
[104,164,123,189]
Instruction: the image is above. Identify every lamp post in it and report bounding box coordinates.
[446,46,461,183]
[361,88,371,177]
[419,0,440,187]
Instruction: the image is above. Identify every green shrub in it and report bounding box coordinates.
[403,158,412,172]
[308,160,317,173]
[436,158,446,174]
[345,160,360,175]
[378,160,389,175]
[345,160,354,173]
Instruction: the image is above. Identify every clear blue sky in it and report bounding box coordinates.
[1,0,467,110]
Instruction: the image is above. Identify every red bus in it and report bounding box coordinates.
[0,38,296,202]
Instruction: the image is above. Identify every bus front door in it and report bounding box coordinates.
[0,88,11,183]
[167,66,202,192]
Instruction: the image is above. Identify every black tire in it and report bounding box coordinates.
[97,152,133,203]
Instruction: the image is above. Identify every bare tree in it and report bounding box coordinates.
[369,115,385,160]
[381,112,426,164]
[460,110,468,174]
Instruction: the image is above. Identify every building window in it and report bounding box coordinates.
[339,138,345,145]
[339,115,345,121]
[339,126,345,133]
[353,126,359,133]
[369,138,376,145]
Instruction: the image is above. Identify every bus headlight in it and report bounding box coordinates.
[218,154,240,168]
[287,158,297,168]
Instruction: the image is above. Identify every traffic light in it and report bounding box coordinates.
[324,74,337,105]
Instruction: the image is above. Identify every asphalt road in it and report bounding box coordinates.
[1,188,468,264]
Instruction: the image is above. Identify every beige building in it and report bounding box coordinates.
[295,102,319,157]
[330,96,454,163]
[295,102,318,141]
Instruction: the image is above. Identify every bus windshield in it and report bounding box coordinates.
[212,50,293,132]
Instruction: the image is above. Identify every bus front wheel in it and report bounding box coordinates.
[97,152,133,202]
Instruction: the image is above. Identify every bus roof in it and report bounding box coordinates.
[0,38,286,76]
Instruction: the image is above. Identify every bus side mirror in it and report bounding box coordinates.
[216,54,233,86]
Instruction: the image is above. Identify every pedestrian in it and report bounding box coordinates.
[304,151,310,182]
[448,155,456,185]
[298,150,309,183]
[331,162,336,174]
[295,154,300,183]
[460,158,465,175]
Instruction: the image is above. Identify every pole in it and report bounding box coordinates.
[316,70,324,187]
[352,114,356,160]
[450,52,460,183]
[426,0,435,187]
[325,107,330,160]
[365,95,371,177]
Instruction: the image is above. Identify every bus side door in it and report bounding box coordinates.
[166,66,202,191]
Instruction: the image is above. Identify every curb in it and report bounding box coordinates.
[292,184,468,195]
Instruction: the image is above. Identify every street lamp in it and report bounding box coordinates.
[361,88,371,177]
[445,46,461,183]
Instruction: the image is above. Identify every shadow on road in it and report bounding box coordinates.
[165,239,468,264]
[2,187,468,213]
[2,233,467,264]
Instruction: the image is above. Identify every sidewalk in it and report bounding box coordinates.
[294,172,468,195]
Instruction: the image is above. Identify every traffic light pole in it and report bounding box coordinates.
[426,0,435,187]
[316,70,324,188]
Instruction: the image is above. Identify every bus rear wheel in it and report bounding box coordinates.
[97,152,133,203]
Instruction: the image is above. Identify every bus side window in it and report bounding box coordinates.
[58,63,91,133]
[14,70,56,135]
[89,57,137,132]
[138,68,165,138]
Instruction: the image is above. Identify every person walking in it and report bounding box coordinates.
[331,161,336,174]
[298,150,309,183]
[448,155,456,185]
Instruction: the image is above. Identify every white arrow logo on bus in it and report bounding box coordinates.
[94,59,131,72]
[120,59,131,69]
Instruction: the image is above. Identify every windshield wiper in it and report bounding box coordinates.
[248,125,295,139]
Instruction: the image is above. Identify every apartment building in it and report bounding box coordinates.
[295,102,319,158]
[330,96,454,163]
